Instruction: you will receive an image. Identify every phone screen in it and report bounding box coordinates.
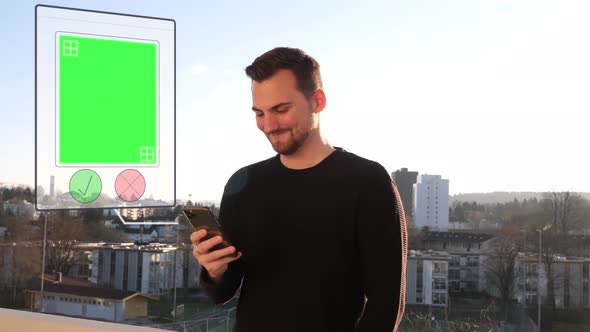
[183,206,237,256]
[183,207,219,232]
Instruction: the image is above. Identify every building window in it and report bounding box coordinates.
[110,251,116,288]
[98,251,104,285]
[584,264,589,306]
[137,252,143,292]
[433,277,446,291]
[433,292,446,305]
[416,260,424,303]
[433,262,447,275]
[564,263,571,308]
[123,251,129,291]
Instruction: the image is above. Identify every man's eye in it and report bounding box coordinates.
[255,112,263,117]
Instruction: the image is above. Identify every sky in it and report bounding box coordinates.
[1,0,589,202]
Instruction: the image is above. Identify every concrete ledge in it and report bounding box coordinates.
[0,308,166,332]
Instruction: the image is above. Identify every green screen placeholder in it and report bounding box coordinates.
[58,34,158,165]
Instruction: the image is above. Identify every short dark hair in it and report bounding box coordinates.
[245,47,323,99]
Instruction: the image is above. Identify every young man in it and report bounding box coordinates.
[190,47,407,332]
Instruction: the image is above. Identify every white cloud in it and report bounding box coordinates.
[190,63,208,75]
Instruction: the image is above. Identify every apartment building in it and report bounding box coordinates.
[419,231,493,293]
[406,250,450,306]
[82,242,201,295]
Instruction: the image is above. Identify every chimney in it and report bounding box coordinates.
[50,176,55,197]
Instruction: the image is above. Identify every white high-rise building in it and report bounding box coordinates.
[413,174,449,231]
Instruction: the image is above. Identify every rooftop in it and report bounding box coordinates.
[408,249,451,259]
[31,284,156,301]
[76,241,191,252]
[28,275,157,301]
[422,231,493,243]
[517,253,590,263]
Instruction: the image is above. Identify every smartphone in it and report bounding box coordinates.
[182,206,238,257]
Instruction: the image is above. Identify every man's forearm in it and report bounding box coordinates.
[199,262,244,304]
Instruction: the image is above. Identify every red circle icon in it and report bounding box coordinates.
[115,169,146,202]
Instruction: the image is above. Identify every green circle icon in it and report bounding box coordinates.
[69,169,102,203]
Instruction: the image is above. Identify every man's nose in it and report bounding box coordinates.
[264,113,280,132]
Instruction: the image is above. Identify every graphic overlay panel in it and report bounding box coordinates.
[35,5,175,213]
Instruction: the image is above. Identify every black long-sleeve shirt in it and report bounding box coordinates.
[200,147,407,332]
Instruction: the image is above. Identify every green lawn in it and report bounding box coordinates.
[148,298,214,321]
[551,322,590,332]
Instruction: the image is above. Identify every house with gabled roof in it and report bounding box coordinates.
[24,273,157,322]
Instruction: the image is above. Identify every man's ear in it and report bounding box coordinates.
[312,89,327,113]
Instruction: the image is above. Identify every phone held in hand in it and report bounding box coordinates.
[182,206,238,257]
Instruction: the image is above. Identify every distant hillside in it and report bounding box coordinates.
[450,192,590,205]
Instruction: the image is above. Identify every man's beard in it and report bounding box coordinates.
[267,127,311,156]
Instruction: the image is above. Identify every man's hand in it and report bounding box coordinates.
[190,229,242,284]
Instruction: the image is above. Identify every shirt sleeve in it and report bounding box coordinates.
[355,163,408,332]
[199,168,248,304]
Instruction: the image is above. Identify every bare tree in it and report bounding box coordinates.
[543,191,582,234]
[0,219,42,305]
[535,192,582,310]
[545,192,561,230]
[559,192,581,233]
[539,229,562,310]
[524,225,562,310]
[46,212,85,274]
[483,230,521,304]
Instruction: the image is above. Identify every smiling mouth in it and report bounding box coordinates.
[270,130,288,137]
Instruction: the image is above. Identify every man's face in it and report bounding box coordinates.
[251,69,315,155]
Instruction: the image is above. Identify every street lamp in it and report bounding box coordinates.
[39,212,48,313]
[536,224,551,332]
[519,229,527,309]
